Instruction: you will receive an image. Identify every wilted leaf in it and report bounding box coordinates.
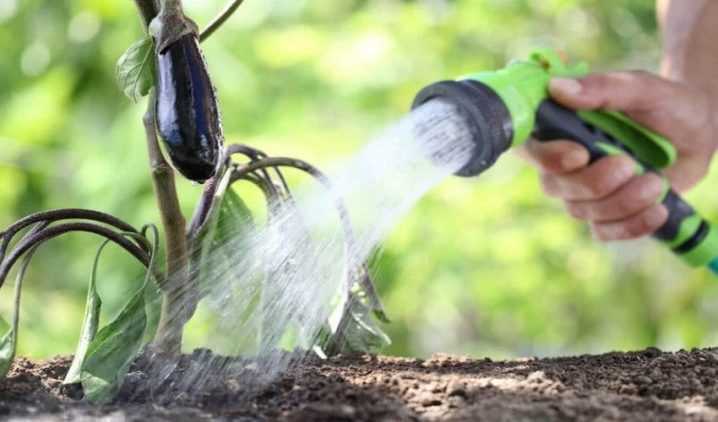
[318,293,391,356]
[79,226,161,402]
[0,246,37,378]
[116,37,155,102]
[79,285,148,402]
[217,189,255,247]
[194,185,255,294]
[64,240,108,385]
[0,318,13,378]
[342,311,391,352]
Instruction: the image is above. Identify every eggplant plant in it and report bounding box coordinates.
[0,0,388,402]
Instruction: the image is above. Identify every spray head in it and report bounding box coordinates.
[412,80,513,177]
[413,50,593,178]
[414,50,718,273]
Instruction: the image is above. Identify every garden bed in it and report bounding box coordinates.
[1,347,717,421]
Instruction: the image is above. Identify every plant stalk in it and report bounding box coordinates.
[132,0,242,354]
[142,96,193,354]
[134,0,159,27]
[200,0,246,42]
[134,0,197,355]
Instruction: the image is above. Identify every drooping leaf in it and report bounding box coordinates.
[140,225,162,343]
[143,271,162,343]
[116,37,155,102]
[79,226,161,402]
[318,293,391,356]
[0,247,37,378]
[317,267,391,356]
[79,285,148,402]
[217,189,255,249]
[0,317,9,335]
[194,185,255,295]
[63,240,109,385]
[357,270,390,324]
[0,317,13,378]
[341,302,392,352]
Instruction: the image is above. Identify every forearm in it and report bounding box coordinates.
[658,0,718,98]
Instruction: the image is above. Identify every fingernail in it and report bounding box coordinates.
[639,176,663,201]
[561,150,587,170]
[646,205,668,227]
[617,158,636,180]
[550,78,583,96]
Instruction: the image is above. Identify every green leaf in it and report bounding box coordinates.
[0,318,14,378]
[79,284,148,402]
[116,37,155,102]
[79,226,161,402]
[342,303,392,352]
[318,293,391,356]
[194,186,255,294]
[0,246,36,378]
[217,189,255,247]
[63,240,109,385]
[140,225,162,343]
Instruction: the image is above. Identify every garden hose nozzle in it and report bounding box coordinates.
[412,49,718,272]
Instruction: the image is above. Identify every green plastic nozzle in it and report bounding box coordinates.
[412,49,718,271]
[466,49,676,168]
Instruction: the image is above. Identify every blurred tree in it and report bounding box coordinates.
[1,0,717,359]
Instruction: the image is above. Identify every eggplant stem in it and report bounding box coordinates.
[142,93,193,355]
[200,0,246,43]
[134,0,159,28]
[0,222,152,291]
[0,209,149,262]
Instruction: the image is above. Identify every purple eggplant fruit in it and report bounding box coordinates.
[155,33,222,182]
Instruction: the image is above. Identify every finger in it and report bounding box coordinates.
[591,204,668,241]
[663,152,714,193]
[565,173,666,222]
[549,71,674,113]
[522,139,590,174]
[540,155,636,201]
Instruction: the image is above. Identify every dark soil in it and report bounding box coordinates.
[2,347,718,421]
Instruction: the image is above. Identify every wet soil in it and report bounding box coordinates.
[1,347,718,421]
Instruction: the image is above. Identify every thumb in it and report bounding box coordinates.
[549,71,673,113]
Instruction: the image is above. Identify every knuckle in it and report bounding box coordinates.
[614,201,639,220]
[614,190,646,218]
[589,159,633,198]
[587,175,618,198]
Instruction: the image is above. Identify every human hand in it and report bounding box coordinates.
[523,71,718,241]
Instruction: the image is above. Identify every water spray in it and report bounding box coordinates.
[413,50,718,274]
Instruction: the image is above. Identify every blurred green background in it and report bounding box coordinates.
[2,0,718,359]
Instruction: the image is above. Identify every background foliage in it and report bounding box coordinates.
[2,0,718,359]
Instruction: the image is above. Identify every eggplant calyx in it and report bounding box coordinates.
[149,4,199,53]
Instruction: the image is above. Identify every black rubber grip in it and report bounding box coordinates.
[533,100,703,250]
